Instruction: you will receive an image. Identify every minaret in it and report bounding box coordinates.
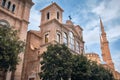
[100,18,114,69]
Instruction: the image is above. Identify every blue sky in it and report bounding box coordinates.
[28,0,120,72]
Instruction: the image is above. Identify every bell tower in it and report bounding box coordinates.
[0,0,34,80]
[40,2,64,25]
[100,18,114,69]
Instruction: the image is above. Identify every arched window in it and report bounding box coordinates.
[12,4,16,12]
[76,41,80,53]
[1,0,6,7]
[45,34,49,43]
[69,32,74,50]
[7,1,11,9]
[57,12,59,19]
[0,20,10,27]
[47,12,50,20]
[63,32,68,46]
[56,32,60,43]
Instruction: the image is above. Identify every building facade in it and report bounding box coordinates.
[0,0,34,80]
[85,53,101,64]
[0,0,120,80]
[22,2,84,80]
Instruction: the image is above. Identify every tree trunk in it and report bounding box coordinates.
[0,69,7,80]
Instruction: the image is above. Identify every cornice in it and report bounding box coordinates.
[28,30,42,39]
[0,6,29,23]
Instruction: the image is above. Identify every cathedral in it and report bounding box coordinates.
[0,0,34,80]
[22,2,84,80]
[0,0,120,80]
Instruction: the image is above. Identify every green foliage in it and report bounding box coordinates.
[0,26,25,71]
[39,44,114,80]
[71,55,91,80]
[89,62,114,80]
[39,44,73,80]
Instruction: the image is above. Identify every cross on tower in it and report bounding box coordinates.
[68,15,72,20]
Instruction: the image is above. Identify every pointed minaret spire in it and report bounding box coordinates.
[100,18,114,70]
[100,17,105,34]
[100,17,107,42]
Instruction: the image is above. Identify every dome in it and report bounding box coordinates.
[66,20,73,25]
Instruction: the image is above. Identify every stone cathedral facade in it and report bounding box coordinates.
[0,0,34,80]
[22,2,84,80]
[0,0,120,80]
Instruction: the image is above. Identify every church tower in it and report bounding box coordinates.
[40,2,63,25]
[0,0,34,80]
[39,2,64,45]
[100,18,114,69]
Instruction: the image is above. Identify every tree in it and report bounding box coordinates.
[0,26,25,79]
[39,44,73,80]
[89,62,114,80]
[39,44,114,80]
[71,55,114,80]
[71,54,91,80]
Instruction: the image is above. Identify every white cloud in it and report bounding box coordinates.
[82,0,120,73]
[28,6,40,31]
[83,0,120,45]
[107,25,120,42]
[85,19,99,30]
[83,26,100,45]
[92,0,120,22]
[112,52,120,73]
[92,2,104,14]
